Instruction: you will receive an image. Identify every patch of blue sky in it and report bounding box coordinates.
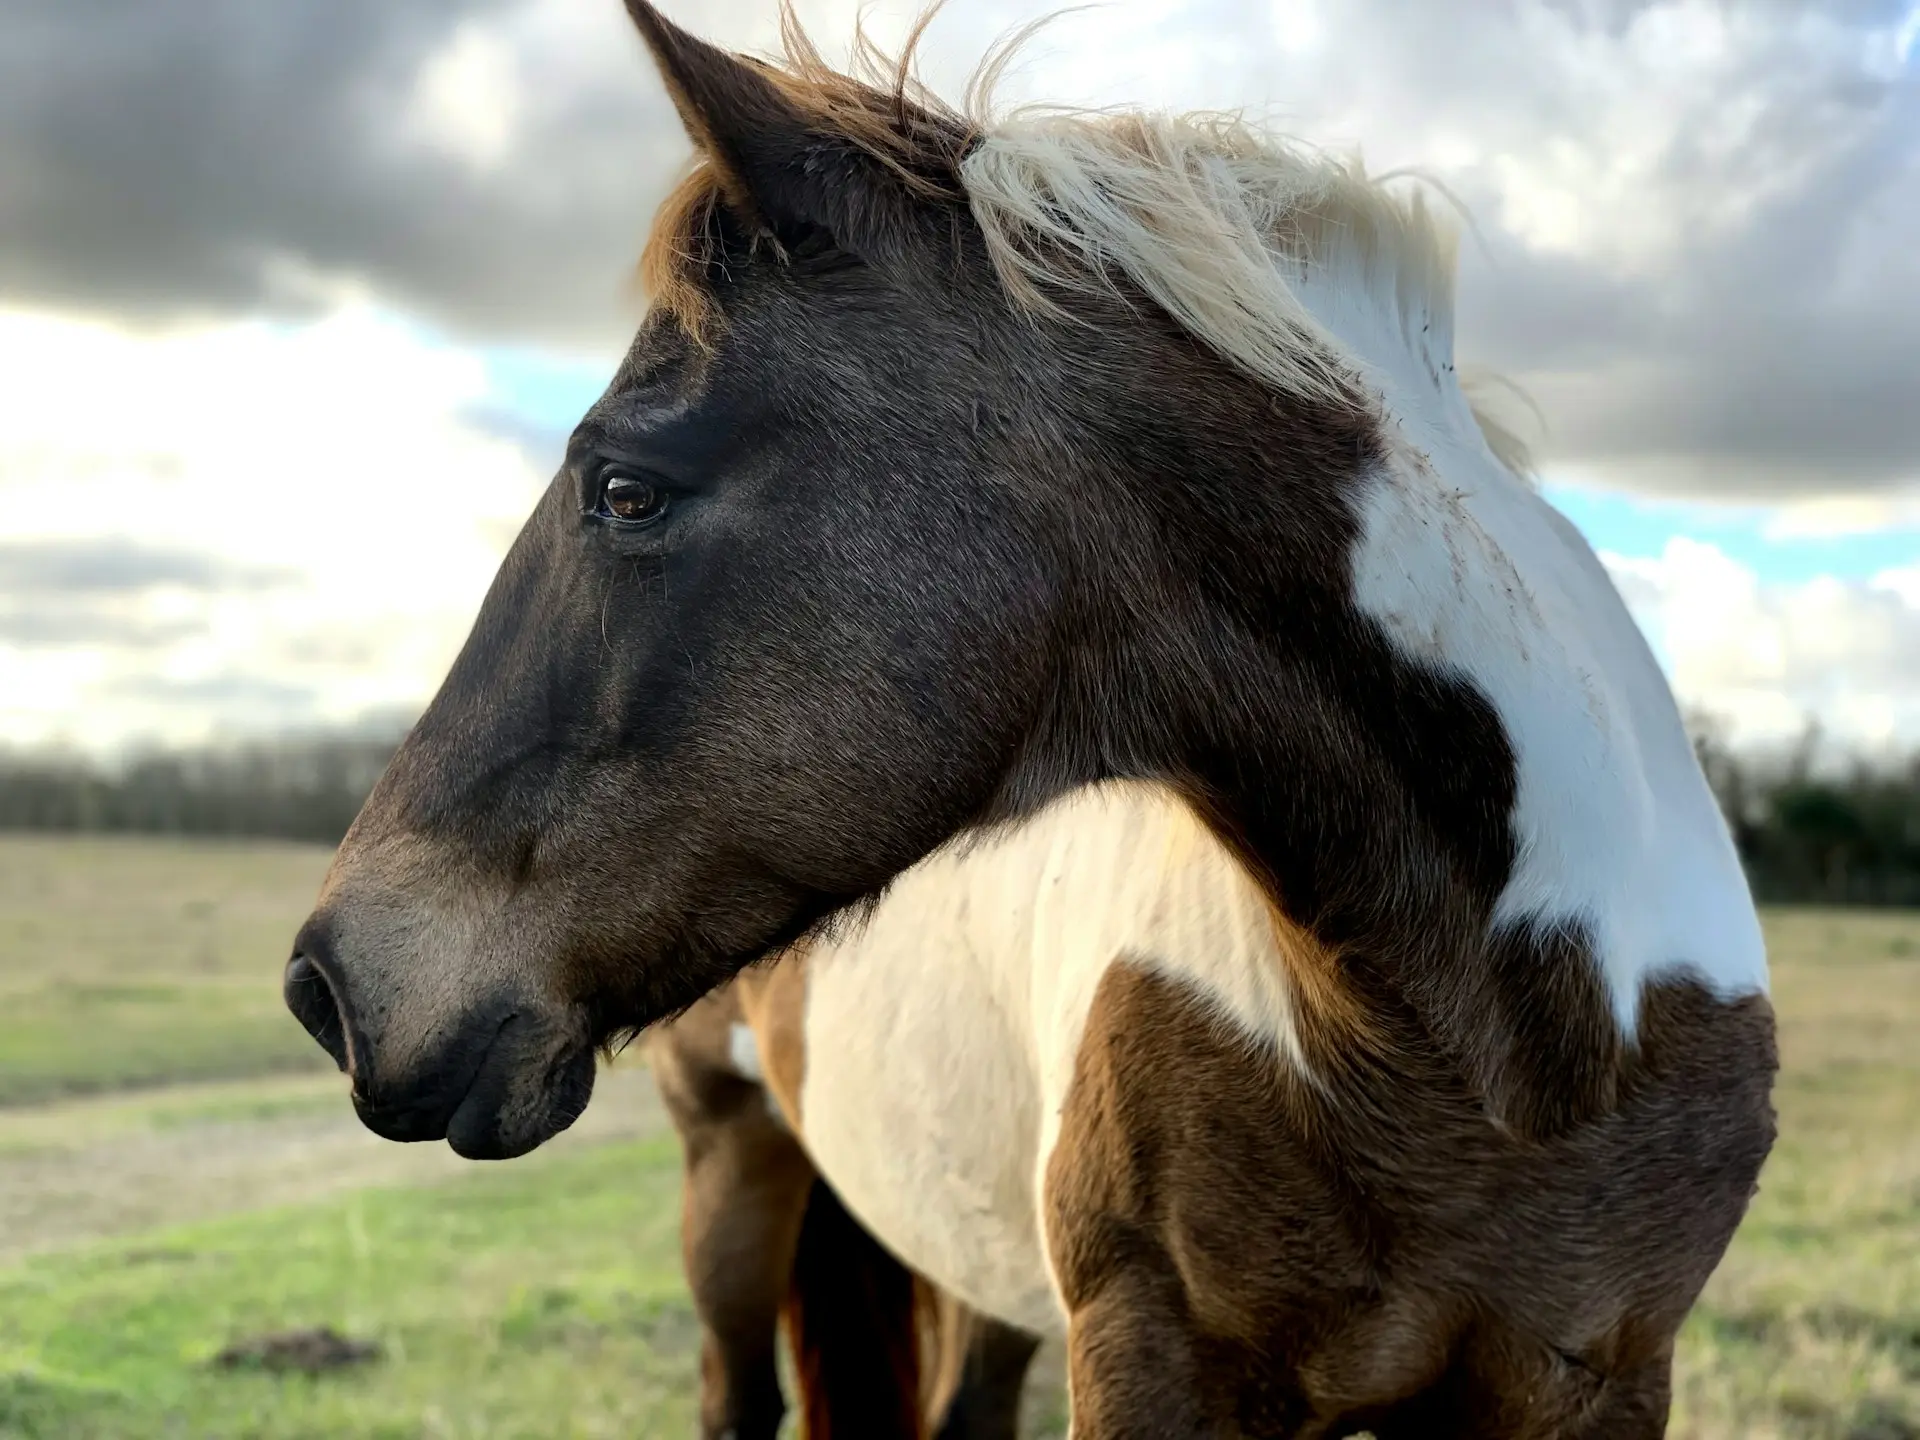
[1544,482,1920,585]
[479,345,619,427]
[467,344,622,468]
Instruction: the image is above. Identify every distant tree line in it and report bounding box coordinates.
[1,719,1918,905]
[0,733,399,846]
[1691,719,1920,908]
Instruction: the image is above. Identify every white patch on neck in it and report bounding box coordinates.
[1340,377,1767,1033]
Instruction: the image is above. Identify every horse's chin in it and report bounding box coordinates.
[450,1038,597,1160]
[353,1015,599,1162]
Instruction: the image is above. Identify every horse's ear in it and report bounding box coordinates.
[623,1,932,255]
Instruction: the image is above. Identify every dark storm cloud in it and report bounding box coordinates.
[1446,44,1920,498]
[2,0,1916,499]
[1204,0,1920,500]
[0,0,673,352]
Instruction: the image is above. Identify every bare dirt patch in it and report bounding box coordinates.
[212,1326,383,1375]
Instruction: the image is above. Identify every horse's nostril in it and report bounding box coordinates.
[284,951,351,1072]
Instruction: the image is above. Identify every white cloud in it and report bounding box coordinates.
[0,305,549,751]
[1878,564,1920,617]
[1269,0,1325,56]
[1478,3,1888,275]
[403,21,526,172]
[1763,491,1920,541]
[1604,538,1920,751]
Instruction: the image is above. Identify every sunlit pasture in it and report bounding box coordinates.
[0,834,1913,1438]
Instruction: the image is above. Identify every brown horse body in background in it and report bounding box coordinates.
[650,975,1040,1440]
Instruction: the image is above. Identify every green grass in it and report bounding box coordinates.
[1670,909,1920,1440]
[0,1139,700,1440]
[0,1073,349,1159]
[0,835,333,1104]
[0,835,1914,1437]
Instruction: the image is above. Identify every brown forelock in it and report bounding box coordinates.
[1043,961,1776,1438]
[761,2,972,201]
[638,162,729,344]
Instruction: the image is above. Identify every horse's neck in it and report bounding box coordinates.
[1082,260,1765,1127]
[1129,269,1541,953]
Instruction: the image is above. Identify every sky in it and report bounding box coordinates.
[1,0,1916,755]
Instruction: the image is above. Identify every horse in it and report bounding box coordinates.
[283,2,1779,1434]
[647,977,1041,1438]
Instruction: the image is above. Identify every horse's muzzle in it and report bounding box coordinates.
[283,916,596,1161]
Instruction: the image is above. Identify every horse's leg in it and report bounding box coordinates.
[1568,1351,1673,1440]
[929,1300,1043,1440]
[651,997,816,1440]
[1038,962,1365,1440]
[1055,1255,1216,1438]
[1369,1333,1673,1440]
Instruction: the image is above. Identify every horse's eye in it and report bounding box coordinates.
[595,469,668,526]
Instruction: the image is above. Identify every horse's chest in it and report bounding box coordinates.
[796,937,1068,1336]
[779,784,1310,1339]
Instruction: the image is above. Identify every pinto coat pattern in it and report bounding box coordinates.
[287,4,1777,1435]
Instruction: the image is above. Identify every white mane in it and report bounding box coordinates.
[962,111,1446,402]
[958,104,1533,475]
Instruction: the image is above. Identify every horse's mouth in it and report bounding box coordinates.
[349,1011,598,1161]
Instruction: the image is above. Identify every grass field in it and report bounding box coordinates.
[1672,909,1920,1439]
[0,835,1914,1438]
[0,836,333,1106]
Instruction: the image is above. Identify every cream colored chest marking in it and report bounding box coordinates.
[793,782,1310,1335]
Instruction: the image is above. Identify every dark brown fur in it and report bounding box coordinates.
[1045,963,1776,1438]
[650,989,817,1440]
